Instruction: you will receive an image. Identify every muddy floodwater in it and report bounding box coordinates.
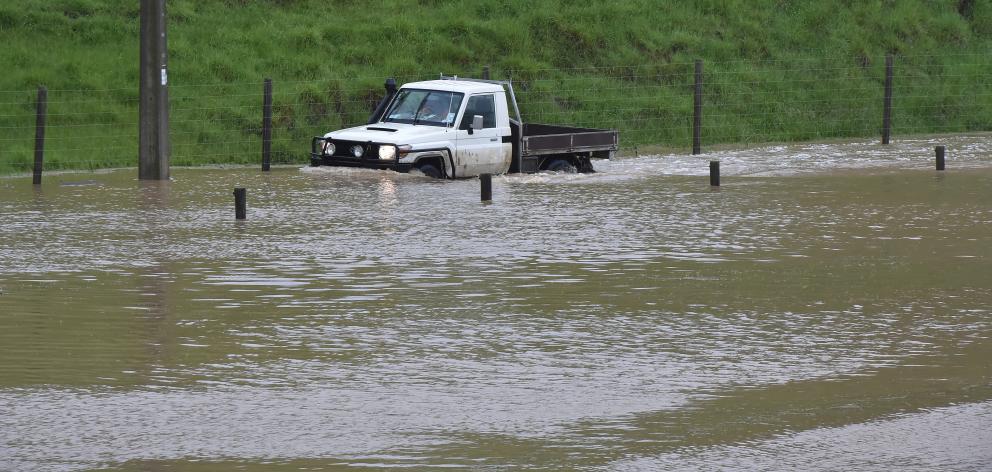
[1,135,991,471]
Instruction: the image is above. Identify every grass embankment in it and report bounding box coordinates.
[1,0,991,174]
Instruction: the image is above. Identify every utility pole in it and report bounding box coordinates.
[139,0,170,180]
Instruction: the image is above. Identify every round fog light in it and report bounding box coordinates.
[351,145,364,158]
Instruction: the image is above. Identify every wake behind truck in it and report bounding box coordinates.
[310,76,618,179]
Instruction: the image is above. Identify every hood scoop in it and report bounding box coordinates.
[366,126,398,132]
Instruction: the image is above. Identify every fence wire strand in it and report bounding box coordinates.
[2,54,990,171]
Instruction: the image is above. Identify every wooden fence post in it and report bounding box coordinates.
[262,78,272,171]
[882,54,893,144]
[33,86,47,185]
[234,188,246,219]
[480,173,492,201]
[693,60,703,155]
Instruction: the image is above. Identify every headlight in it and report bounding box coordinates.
[322,141,335,156]
[350,145,364,158]
[378,145,397,160]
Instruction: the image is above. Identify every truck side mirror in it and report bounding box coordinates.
[471,115,484,132]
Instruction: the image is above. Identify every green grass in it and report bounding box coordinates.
[1,0,991,174]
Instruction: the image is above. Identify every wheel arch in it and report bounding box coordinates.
[413,153,449,179]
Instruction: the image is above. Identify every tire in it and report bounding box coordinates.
[545,158,577,173]
[416,162,443,179]
[577,157,595,173]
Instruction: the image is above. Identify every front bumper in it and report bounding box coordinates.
[310,137,412,172]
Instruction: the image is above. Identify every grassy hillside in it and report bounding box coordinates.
[1,0,991,174]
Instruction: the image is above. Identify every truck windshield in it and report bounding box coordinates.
[383,89,463,127]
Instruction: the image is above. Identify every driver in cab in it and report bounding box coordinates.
[417,99,445,122]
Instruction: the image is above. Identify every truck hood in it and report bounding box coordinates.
[324,123,451,146]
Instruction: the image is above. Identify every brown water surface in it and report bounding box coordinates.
[1,135,991,470]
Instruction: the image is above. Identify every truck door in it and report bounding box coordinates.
[455,94,507,177]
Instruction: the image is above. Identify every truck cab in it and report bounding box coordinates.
[311,77,617,179]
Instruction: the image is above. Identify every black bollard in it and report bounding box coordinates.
[480,173,492,201]
[709,161,720,187]
[234,188,246,219]
[935,145,945,171]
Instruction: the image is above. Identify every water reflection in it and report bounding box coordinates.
[376,175,398,205]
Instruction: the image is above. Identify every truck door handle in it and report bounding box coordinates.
[490,138,498,142]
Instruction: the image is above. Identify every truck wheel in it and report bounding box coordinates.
[416,163,443,179]
[546,158,577,173]
[577,157,595,173]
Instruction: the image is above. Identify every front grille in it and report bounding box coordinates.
[326,139,380,159]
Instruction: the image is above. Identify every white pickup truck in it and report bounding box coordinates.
[310,76,618,178]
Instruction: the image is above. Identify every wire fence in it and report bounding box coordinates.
[1,53,990,173]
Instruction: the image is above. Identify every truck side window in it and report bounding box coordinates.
[460,94,496,130]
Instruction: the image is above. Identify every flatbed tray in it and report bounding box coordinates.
[521,123,618,157]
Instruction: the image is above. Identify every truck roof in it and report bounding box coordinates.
[400,79,504,94]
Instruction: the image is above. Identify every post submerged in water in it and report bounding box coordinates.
[710,161,720,187]
[480,173,492,201]
[936,145,945,171]
[138,0,170,180]
[882,54,893,145]
[262,78,273,171]
[693,59,703,155]
[234,188,246,219]
[33,86,47,185]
